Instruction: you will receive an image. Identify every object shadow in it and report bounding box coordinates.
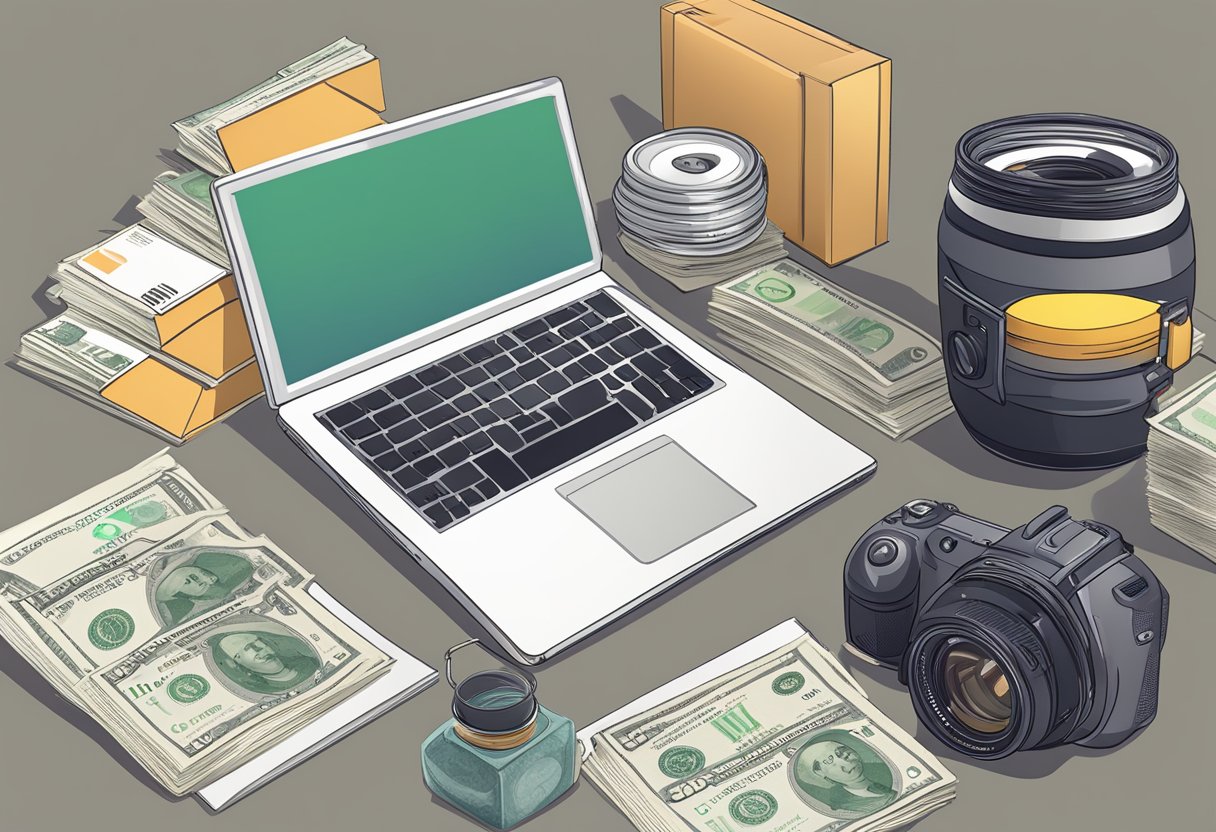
[609,94,661,144]
[0,638,180,801]
[109,194,144,231]
[30,276,62,319]
[1091,458,1216,573]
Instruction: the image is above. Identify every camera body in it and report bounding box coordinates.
[844,499,1168,758]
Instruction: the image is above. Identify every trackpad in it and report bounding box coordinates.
[557,437,754,563]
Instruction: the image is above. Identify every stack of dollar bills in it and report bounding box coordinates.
[579,620,957,832]
[137,168,228,266]
[0,451,435,803]
[709,260,952,440]
[171,37,375,176]
[619,221,788,292]
[1147,368,1216,564]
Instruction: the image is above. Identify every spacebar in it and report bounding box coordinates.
[514,403,636,479]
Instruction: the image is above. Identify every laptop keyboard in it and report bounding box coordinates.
[319,290,719,531]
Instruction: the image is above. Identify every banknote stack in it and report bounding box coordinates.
[0,451,434,801]
[138,168,228,266]
[1147,369,1216,564]
[172,37,376,176]
[709,260,952,439]
[581,622,956,832]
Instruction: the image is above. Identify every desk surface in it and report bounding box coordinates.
[1,2,1211,830]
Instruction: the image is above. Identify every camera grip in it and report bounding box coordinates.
[844,531,921,667]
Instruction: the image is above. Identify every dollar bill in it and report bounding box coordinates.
[18,313,147,389]
[79,582,389,795]
[1146,369,1216,563]
[137,169,229,265]
[709,260,951,440]
[584,633,956,832]
[0,450,223,596]
[8,513,311,686]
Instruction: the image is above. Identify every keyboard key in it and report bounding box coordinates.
[563,363,590,383]
[635,353,667,378]
[520,422,556,442]
[358,434,392,457]
[449,501,470,520]
[604,375,623,391]
[472,408,498,426]
[442,463,482,492]
[415,455,443,476]
[419,403,458,429]
[438,442,472,467]
[433,377,464,399]
[613,316,638,334]
[538,372,570,395]
[514,403,636,479]
[578,354,607,374]
[576,311,603,329]
[490,399,521,419]
[525,332,564,354]
[611,335,641,357]
[461,487,486,508]
[557,319,590,338]
[499,370,525,391]
[453,393,480,412]
[514,319,548,341]
[634,377,676,412]
[374,449,406,472]
[485,355,513,376]
[463,431,492,453]
[542,402,573,426]
[473,380,506,402]
[616,365,640,382]
[558,379,608,419]
[421,424,459,450]
[416,366,449,385]
[440,355,472,373]
[660,377,693,403]
[496,334,518,350]
[473,449,527,492]
[407,482,447,508]
[510,414,534,431]
[326,402,364,428]
[404,389,442,414]
[459,366,490,386]
[393,466,425,490]
[387,419,424,444]
[400,440,430,462]
[424,504,453,528]
[510,346,533,363]
[654,346,682,366]
[387,376,423,400]
[483,340,505,357]
[518,359,547,380]
[541,346,573,368]
[587,293,625,318]
[566,340,588,357]
[511,384,547,410]
[584,325,616,347]
[545,307,580,327]
[476,479,501,500]
[373,404,409,428]
[342,418,378,441]
[355,389,391,411]
[616,389,654,420]
[633,329,660,349]
[463,344,493,364]
[596,345,622,365]
[488,424,524,453]
[451,415,478,436]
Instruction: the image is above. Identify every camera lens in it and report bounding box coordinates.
[940,643,1012,734]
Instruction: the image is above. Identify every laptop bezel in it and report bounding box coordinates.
[211,76,602,409]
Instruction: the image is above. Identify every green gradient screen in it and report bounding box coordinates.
[234,97,593,385]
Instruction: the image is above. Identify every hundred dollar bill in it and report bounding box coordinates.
[1146,369,1216,563]
[79,583,390,795]
[0,450,223,596]
[7,513,312,688]
[584,633,956,832]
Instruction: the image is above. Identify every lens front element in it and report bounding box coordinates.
[942,644,1013,734]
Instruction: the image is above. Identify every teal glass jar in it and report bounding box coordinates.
[421,639,577,829]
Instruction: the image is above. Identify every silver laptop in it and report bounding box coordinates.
[212,78,875,665]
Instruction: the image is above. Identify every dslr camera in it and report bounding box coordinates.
[844,500,1167,759]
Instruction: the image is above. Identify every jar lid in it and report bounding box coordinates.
[1005,293,1161,356]
[445,639,538,736]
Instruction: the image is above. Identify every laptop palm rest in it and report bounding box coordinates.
[556,436,755,563]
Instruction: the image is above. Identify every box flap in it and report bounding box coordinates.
[153,275,239,344]
[101,360,204,438]
[185,362,265,437]
[160,298,256,379]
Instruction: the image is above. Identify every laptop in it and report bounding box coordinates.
[212,77,875,665]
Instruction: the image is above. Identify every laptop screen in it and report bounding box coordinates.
[232,96,594,386]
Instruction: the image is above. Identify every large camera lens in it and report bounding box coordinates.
[941,643,1012,734]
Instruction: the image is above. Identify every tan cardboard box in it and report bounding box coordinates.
[661,0,891,265]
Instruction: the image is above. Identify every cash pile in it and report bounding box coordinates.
[1147,369,1216,564]
[172,37,375,175]
[583,627,956,832]
[138,168,228,266]
[615,129,780,292]
[709,260,952,439]
[618,221,787,292]
[0,452,395,797]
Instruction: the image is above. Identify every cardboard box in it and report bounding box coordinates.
[661,0,890,265]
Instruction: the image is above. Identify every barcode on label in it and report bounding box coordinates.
[141,283,179,307]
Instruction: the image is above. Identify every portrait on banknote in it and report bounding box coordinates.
[789,729,898,819]
[150,548,258,627]
[204,621,322,698]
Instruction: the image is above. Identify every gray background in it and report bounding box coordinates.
[0,0,1211,829]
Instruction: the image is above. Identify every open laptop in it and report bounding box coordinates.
[212,77,875,665]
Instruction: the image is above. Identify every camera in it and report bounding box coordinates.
[843,499,1168,759]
